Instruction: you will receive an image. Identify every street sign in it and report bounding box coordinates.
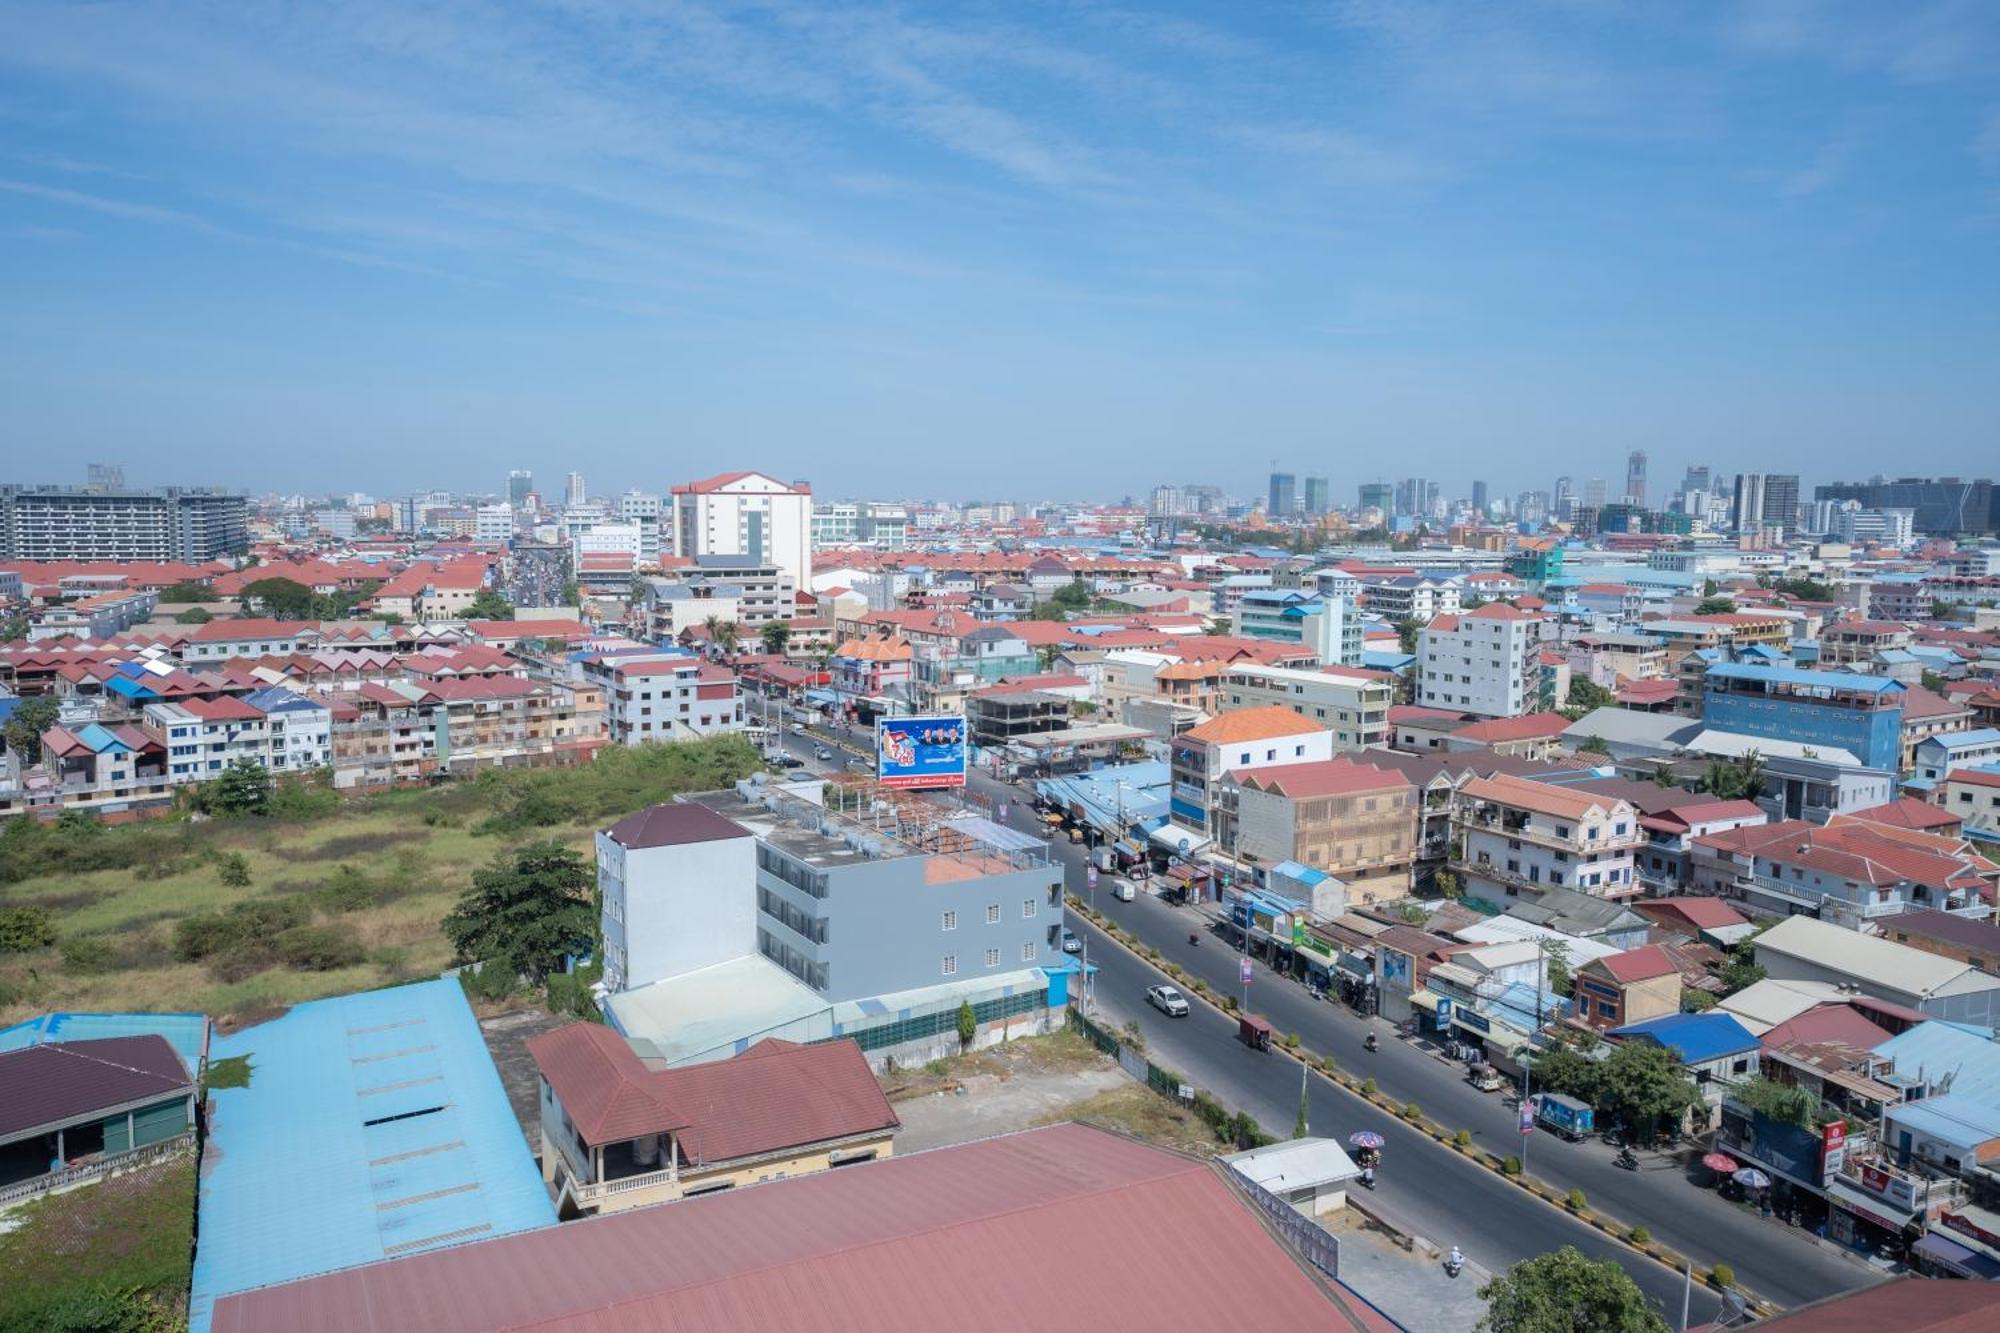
[1239,958,1253,987]
[1435,997,1453,1026]
[1086,866,1098,888]
[997,802,1009,822]
[1519,1102,1536,1136]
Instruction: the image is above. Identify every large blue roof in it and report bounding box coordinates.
[1874,1022,2000,1107]
[1608,1011,1759,1063]
[1704,662,1906,694]
[188,979,554,1331]
[0,1011,210,1073]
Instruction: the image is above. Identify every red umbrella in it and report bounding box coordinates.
[1702,1152,1739,1172]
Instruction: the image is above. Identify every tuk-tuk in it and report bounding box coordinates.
[1467,1063,1506,1093]
[1238,1013,1274,1052]
[1068,827,1086,843]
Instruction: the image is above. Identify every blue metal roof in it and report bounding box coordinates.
[1924,728,2000,751]
[1704,662,1906,694]
[1268,860,1329,887]
[1035,760,1169,832]
[0,1011,210,1073]
[1886,1094,2000,1151]
[1608,1011,1759,1063]
[1874,1022,2000,1108]
[188,979,555,1332]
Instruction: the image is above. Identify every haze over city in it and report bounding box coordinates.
[4,1,1999,495]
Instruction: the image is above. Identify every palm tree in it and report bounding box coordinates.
[703,615,741,658]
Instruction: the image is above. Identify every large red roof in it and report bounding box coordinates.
[211,1123,1366,1333]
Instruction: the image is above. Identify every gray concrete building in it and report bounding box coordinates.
[0,485,248,561]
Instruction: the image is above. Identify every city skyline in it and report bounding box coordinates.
[2,3,1997,494]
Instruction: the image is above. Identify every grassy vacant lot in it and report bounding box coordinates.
[0,1151,196,1333]
[0,736,761,1024]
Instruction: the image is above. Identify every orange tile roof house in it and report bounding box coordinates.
[1168,707,1339,840]
[527,1024,897,1217]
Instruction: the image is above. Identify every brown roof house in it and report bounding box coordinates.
[0,1036,195,1204]
[1571,944,1683,1029]
[527,1023,898,1217]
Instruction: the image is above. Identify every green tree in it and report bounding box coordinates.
[1716,943,1765,994]
[200,758,272,816]
[156,580,216,603]
[240,576,318,620]
[443,841,595,984]
[1543,938,1573,998]
[2,693,62,765]
[760,621,792,656]
[1477,1245,1668,1333]
[704,615,740,655]
[1595,1040,1700,1142]
[216,852,252,887]
[466,587,515,621]
[1567,678,1616,712]
[1395,616,1423,654]
[956,999,977,1052]
[174,606,214,625]
[1694,596,1737,615]
[1525,1039,1600,1105]
[1699,750,1764,802]
[1920,668,1948,694]
[561,580,582,607]
[0,904,58,953]
[1049,579,1093,612]
[1771,577,1835,602]
[0,613,26,643]
[1577,734,1612,756]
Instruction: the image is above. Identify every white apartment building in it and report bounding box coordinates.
[618,490,663,563]
[1417,602,1539,718]
[581,652,744,744]
[242,687,334,772]
[670,470,813,588]
[145,696,273,783]
[573,521,645,569]
[596,802,758,994]
[1361,576,1461,622]
[1215,664,1392,751]
[1457,772,1644,900]
[1167,706,1337,843]
[474,503,515,544]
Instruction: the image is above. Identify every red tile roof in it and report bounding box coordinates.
[1635,897,1750,931]
[1846,796,1962,832]
[211,1123,1365,1333]
[1451,712,1570,743]
[1757,1004,1893,1052]
[186,617,306,642]
[1231,759,1414,799]
[1590,944,1680,984]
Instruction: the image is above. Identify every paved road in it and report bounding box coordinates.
[947,762,1878,1312]
[1072,909,1722,1327]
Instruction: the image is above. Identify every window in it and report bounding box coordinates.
[985,948,1000,968]
[941,911,957,931]
[1022,941,1037,961]
[942,955,957,976]
[1022,898,1037,918]
[986,903,1000,925]
[1294,745,1305,756]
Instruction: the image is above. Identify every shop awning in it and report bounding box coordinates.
[1826,1176,1919,1233]
[1116,838,1145,858]
[1409,990,1441,1013]
[1912,1231,2000,1280]
[1455,1015,1532,1056]
[803,688,842,705]
[1149,824,1212,855]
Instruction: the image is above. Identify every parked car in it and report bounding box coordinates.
[1147,985,1190,1017]
[1112,879,1136,902]
[1061,929,1083,954]
[777,755,806,769]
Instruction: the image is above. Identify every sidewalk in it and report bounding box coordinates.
[1325,1204,1489,1333]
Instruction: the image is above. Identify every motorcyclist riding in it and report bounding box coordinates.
[1364,1032,1379,1052]
[1447,1246,1464,1276]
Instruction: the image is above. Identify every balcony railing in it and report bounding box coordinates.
[570,1163,678,1204]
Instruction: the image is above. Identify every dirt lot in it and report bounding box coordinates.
[886,1028,1218,1156]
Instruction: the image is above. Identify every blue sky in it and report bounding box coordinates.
[2,1,1997,502]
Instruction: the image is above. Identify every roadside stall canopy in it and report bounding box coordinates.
[1149,824,1212,855]
[1912,1231,2000,1280]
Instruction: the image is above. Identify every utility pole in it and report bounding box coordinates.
[1678,1259,1692,1333]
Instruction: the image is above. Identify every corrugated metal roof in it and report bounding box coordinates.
[188,979,555,1332]
[211,1123,1352,1333]
[0,1011,210,1072]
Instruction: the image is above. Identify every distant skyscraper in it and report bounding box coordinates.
[1682,465,1710,497]
[1552,476,1575,520]
[1624,450,1647,507]
[1268,471,1296,517]
[1358,482,1393,514]
[1302,476,1329,515]
[1760,474,1800,533]
[86,462,126,490]
[1148,484,1185,517]
[1732,473,1767,532]
[565,471,587,507]
[1584,478,1607,509]
[508,469,534,507]
[1470,481,1489,516]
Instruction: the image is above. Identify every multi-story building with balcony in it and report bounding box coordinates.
[1701,663,1907,772]
[829,636,916,718]
[1219,759,1417,904]
[1689,816,1998,928]
[6,722,171,821]
[1455,771,1643,901]
[1819,620,1914,669]
[1360,575,1460,622]
[1416,602,1540,719]
[1166,707,1335,845]
[1214,663,1391,752]
[330,677,604,788]
[0,485,248,561]
[581,652,742,745]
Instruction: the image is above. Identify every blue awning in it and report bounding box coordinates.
[804,688,842,705]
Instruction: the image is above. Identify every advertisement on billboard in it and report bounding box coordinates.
[875,715,969,789]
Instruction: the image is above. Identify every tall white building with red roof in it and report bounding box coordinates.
[669,470,812,589]
[1416,601,1541,719]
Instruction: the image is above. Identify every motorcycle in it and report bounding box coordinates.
[1360,1167,1375,1191]
[1615,1149,1639,1172]
[1364,1033,1380,1053]
[1188,932,1199,947]
[1445,1247,1464,1279]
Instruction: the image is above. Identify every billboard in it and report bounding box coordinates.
[875,715,968,789]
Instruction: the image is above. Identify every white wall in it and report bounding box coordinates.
[598,830,757,992]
